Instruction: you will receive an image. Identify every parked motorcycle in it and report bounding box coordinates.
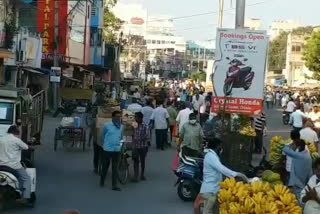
[175,153,203,201]
[0,148,37,210]
[223,58,255,96]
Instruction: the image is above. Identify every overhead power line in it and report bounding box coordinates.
[147,0,275,23]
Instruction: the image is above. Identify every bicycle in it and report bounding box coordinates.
[117,141,131,184]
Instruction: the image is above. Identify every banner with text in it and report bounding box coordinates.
[212,28,268,115]
[37,0,67,56]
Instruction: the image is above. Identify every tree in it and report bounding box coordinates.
[304,30,320,80]
[190,71,206,82]
[104,0,123,44]
[268,32,288,72]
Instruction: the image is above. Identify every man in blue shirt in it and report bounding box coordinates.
[100,110,124,191]
[200,138,247,214]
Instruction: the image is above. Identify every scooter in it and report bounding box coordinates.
[0,147,37,210]
[223,58,255,96]
[174,152,203,201]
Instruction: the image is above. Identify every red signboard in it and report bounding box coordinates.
[131,17,145,25]
[211,97,263,115]
[37,0,68,56]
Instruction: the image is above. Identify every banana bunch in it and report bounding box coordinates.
[269,137,292,167]
[239,126,256,137]
[267,184,302,214]
[311,152,320,161]
[304,140,318,153]
[219,178,302,214]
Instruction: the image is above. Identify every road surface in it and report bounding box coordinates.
[4,105,289,214]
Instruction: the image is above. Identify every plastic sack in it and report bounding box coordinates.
[26,168,36,192]
[172,152,179,171]
[60,117,74,127]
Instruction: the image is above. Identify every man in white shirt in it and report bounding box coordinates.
[308,106,320,122]
[276,91,281,106]
[200,138,247,214]
[290,108,306,132]
[281,93,288,107]
[0,126,31,202]
[127,98,142,113]
[300,121,319,145]
[300,159,320,213]
[192,91,205,114]
[265,93,273,109]
[150,100,169,150]
[120,89,128,110]
[141,100,154,126]
[286,99,297,113]
[133,88,141,99]
[176,101,194,134]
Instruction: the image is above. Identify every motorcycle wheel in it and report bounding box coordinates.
[177,180,198,201]
[283,115,289,125]
[223,82,233,96]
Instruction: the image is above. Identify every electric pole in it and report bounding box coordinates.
[53,0,59,111]
[218,0,224,28]
[235,0,246,29]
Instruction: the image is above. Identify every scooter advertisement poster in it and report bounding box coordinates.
[212,28,269,115]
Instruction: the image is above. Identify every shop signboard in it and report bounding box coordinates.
[212,28,269,115]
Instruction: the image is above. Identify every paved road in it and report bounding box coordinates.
[4,105,290,214]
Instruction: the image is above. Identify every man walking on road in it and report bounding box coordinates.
[150,100,169,150]
[179,113,204,157]
[100,111,124,191]
[254,112,266,154]
[290,107,306,132]
[176,101,193,135]
[132,112,149,182]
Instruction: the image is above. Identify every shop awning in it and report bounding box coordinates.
[22,68,45,75]
[0,48,14,59]
[62,75,82,83]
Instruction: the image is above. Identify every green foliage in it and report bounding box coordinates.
[304,30,320,80]
[104,0,123,44]
[190,71,206,82]
[268,32,288,72]
[292,26,314,35]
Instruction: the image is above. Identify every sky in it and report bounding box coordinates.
[119,0,320,41]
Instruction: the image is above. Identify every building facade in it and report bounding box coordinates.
[245,18,262,30]
[283,31,317,86]
[270,20,301,40]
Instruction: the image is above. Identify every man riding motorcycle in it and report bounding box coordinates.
[0,125,32,204]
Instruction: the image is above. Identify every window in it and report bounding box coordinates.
[292,45,301,52]
[171,41,175,44]
[152,40,156,44]
[0,102,14,125]
[157,40,161,44]
[91,7,97,17]
[161,40,165,44]
[147,40,151,44]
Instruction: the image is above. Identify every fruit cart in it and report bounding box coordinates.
[54,126,86,152]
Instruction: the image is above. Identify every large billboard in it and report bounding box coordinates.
[37,0,67,56]
[212,28,268,115]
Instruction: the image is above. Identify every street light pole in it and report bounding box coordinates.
[218,0,224,28]
[235,0,246,29]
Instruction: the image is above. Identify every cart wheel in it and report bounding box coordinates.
[118,154,129,184]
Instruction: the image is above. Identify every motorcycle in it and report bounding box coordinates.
[223,58,255,96]
[0,149,37,210]
[174,153,203,201]
[282,110,290,125]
